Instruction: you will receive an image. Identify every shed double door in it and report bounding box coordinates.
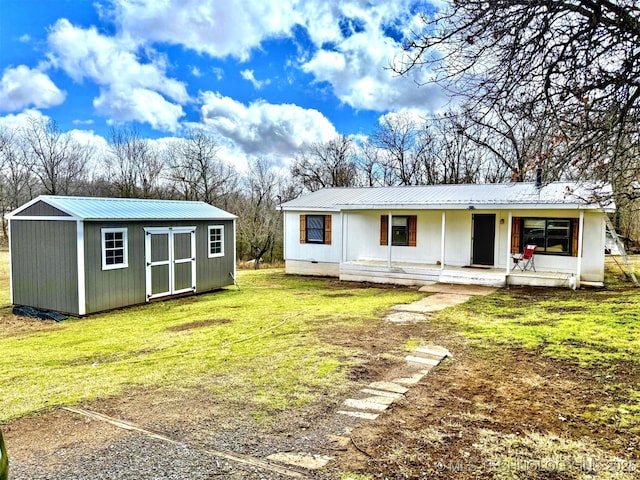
[145,227,196,300]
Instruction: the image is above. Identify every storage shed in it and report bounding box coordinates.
[7,195,237,315]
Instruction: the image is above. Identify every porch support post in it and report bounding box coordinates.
[387,212,392,269]
[506,211,513,276]
[576,210,584,287]
[340,211,345,264]
[440,211,446,270]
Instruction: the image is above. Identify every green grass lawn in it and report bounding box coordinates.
[0,254,422,422]
[436,255,640,431]
[1,251,638,437]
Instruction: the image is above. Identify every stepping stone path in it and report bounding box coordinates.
[337,345,450,420]
[267,283,497,473]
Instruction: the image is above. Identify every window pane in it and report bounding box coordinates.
[209,227,223,255]
[306,216,325,243]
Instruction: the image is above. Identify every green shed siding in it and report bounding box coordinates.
[10,220,79,314]
[83,220,235,314]
[15,200,71,217]
[83,222,147,313]
[195,220,235,291]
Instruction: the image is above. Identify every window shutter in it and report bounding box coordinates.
[380,215,388,246]
[408,215,417,247]
[511,217,521,253]
[324,215,332,245]
[571,218,579,256]
[299,215,306,244]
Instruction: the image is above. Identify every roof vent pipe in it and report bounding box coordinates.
[535,167,543,188]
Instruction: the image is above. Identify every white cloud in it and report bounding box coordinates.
[46,18,188,130]
[94,85,185,132]
[0,65,66,112]
[199,91,337,162]
[110,0,301,61]
[240,69,270,90]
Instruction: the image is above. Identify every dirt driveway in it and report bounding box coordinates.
[3,285,638,479]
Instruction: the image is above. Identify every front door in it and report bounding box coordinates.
[472,214,496,265]
[145,227,196,300]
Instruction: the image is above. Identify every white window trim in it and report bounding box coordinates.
[101,227,129,270]
[208,225,225,258]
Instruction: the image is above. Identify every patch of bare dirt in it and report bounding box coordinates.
[165,318,232,332]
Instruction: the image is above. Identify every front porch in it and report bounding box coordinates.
[340,260,580,288]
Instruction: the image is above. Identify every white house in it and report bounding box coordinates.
[278,181,614,288]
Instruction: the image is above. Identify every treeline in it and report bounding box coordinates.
[1,111,638,263]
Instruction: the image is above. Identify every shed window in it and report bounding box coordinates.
[101,228,128,270]
[208,225,224,257]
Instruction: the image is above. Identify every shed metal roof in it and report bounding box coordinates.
[279,182,614,212]
[8,195,237,221]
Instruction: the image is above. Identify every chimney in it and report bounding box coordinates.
[535,167,542,188]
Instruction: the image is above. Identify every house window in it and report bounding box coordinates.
[208,225,224,257]
[101,228,128,270]
[380,215,417,247]
[522,218,572,255]
[299,214,332,245]
[392,216,410,246]
[306,215,325,243]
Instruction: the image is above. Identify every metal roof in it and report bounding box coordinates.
[279,182,615,211]
[8,195,237,221]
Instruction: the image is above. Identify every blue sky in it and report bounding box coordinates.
[0,0,446,168]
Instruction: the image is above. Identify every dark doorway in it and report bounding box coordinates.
[472,214,496,265]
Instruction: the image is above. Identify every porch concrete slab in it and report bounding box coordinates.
[368,381,409,394]
[392,293,472,312]
[360,388,405,399]
[405,355,441,366]
[385,311,428,323]
[419,283,499,296]
[337,410,380,420]
[266,452,333,470]
[343,398,390,411]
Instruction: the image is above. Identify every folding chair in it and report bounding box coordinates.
[512,244,537,271]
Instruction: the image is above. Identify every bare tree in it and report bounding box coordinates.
[395,0,640,197]
[234,158,283,268]
[166,129,238,208]
[20,116,91,195]
[107,126,163,198]
[368,113,434,185]
[291,135,359,191]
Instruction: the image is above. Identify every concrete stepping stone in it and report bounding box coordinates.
[391,293,472,313]
[405,355,441,366]
[392,372,426,385]
[343,398,389,411]
[419,283,498,296]
[337,410,379,420]
[360,395,396,406]
[385,311,428,323]
[368,381,408,394]
[414,346,450,359]
[266,452,333,470]
[360,388,404,399]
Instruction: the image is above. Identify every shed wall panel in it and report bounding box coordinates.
[11,220,79,314]
[83,220,234,314]
[83,222,147,313]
